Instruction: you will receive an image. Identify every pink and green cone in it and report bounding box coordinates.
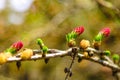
[66,26,84,47]
[66,26,84,42]
[73,26,84,35]
[5,41,23,54]
[95,28,111,41]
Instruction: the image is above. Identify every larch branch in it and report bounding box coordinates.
[3,47,120,73]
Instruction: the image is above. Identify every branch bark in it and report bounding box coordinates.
[4,47,120,73]
[7,48,72,62]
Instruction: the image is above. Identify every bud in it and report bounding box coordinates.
[11,41,23,51]
[20,49,33,60]
[112,54,119,61]
[92,40,101,50]
[94,28,111,42]
[104,50,111,56]
[36,38,44,46]
[78,57,82,63]
[6,41,23,54]
[73,26,84,35]
[83,52,89,58]
[67,39,76,47]
[80,39,90,49]
[100,28,111,37]
[0,53,7,65]
[69,72,72,77]
[42,46,48,54]
[64,67,70,73]
[112,54,120,64]
[42,46,48,57]
[16,61,21,70]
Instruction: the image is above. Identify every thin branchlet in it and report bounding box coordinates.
[65,47,78,80]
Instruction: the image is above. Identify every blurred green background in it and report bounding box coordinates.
[0,0,120,80]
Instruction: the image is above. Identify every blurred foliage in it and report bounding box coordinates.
[0,0,120,80]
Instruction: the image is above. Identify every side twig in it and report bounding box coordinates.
[65,47,78,80]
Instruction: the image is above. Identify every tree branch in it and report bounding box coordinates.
[3,47,120,73]
[7,48,73,63]
[78,53,120,71]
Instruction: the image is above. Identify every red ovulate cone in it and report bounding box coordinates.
[100,28,111,37]
[11,41,23,51]
[73,26,84,35]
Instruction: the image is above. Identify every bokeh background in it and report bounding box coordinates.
[0,0,120,80]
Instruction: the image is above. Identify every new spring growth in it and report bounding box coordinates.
[104,50,111,56]
[93,28,110,49]
[0,41,23,65]
[36,38,48,57]
[37,38,49,63]
[66,26,84,47]
[6,41,23,54]
[112,54,120,61]
[112,54,120,64]
[95,28,111,41]
[42,46,49,64]
[37,38,44,49]
[42,46,48,57]
[66,32,77,47]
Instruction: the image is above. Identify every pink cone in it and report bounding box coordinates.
[73,26,84,35]
[11,41,23,51]
[100,28,111,37]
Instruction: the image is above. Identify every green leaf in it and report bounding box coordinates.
[71,32,77,39]
[5,48,16,54]
[66,32,77,42]
[94,33,103,41]
[66,34,70,42]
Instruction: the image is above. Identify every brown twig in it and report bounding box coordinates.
[112,69,119,80]
[65,47,78,80]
